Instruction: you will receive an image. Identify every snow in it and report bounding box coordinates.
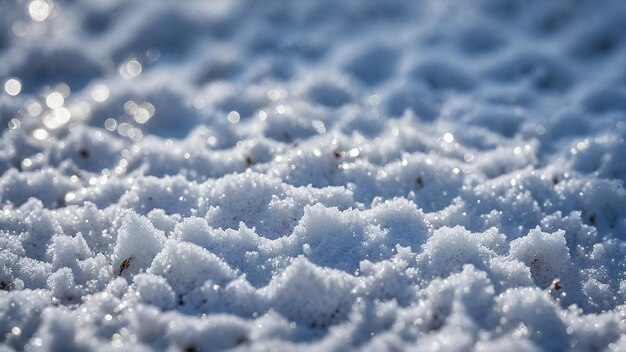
[1,0,626,350]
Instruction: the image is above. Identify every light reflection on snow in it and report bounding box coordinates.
[42,107,70,129]
[312,120,325,133]
[28,0,53,22]
[120,59,143,79]
[26,100,43,116]
[119,123,146,143]
[124,100,137,114]
[91,84,110,103]
[267,89,281,101]
[45,91,64,109]
[32,128,48,140]
[132,104,154,124]
[70,101,92,120]
[104,118,118,131]
[275,104,287,114]
[125,101,155,124]
[8,119,21,130]
[146,48,161,62]
[227,110,240,124]
[64,192,76,202]
[117,122,132,136]
[4,78,22,96]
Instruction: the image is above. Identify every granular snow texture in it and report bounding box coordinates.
[1,0,626,350]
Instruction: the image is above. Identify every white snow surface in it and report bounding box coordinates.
[1,0,626,350]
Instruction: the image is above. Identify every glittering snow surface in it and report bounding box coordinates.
[1,0,626,350]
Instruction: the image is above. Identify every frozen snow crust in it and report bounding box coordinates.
[1,0,626,350]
